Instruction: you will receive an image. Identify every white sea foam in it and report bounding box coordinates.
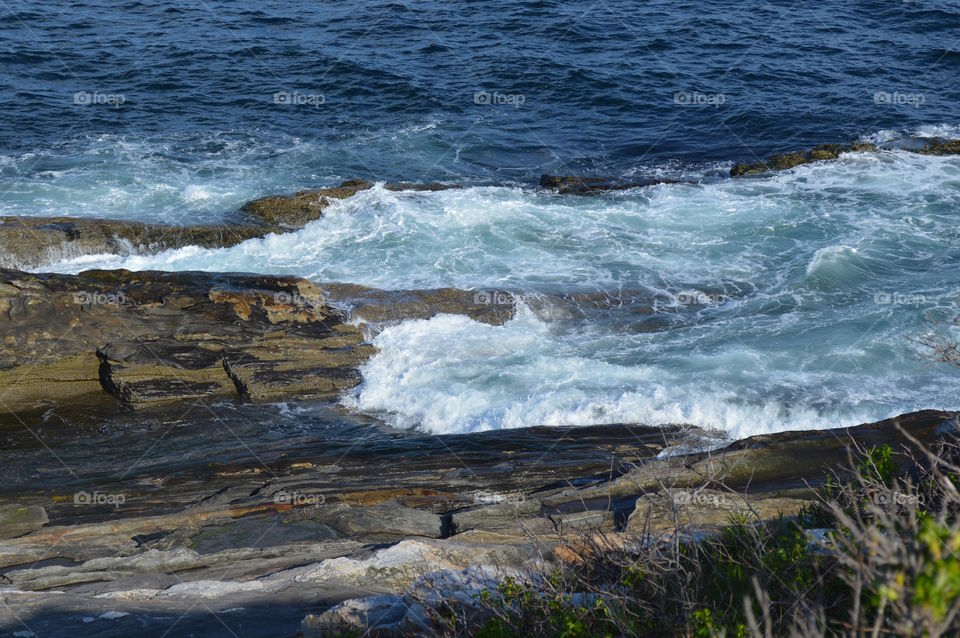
[914,123,960,139]
[805,245,858,276]
[861,122,960,145]
[341,303,913,439]
[181,184,213,202]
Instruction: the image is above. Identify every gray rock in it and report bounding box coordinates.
[451,497,554,537]
[551,509,616,534]
[313,503,445,538]
[0,504,48,539]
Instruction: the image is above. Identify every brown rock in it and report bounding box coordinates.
[730,142,879,177]
[0,216,271,270]
[0,269,373,411]
[240,180,459,228]
[917,138,960,156]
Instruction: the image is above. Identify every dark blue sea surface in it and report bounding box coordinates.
[0,0,957,193]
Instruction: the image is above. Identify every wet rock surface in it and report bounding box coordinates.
[321,283,516,327]
[916,137,960,156]
[0,269,530,415]
[239,179,459,228]
[729,138,960,176]
[729,142,878,176]
[539,174,684,194]
[0,215,273,270]
[0,179,460,271]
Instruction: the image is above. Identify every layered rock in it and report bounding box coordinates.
[0,215,273,270]
[0,410,954,637]
[0,268,526,415]
[0,268,374,412]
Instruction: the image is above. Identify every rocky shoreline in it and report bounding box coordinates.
[0,408,954,637]
[1,144,959,636]
[0,268,523,415]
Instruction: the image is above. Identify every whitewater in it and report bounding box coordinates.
[21,144,957,439]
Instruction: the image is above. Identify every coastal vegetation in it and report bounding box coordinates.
[421,435,960,637]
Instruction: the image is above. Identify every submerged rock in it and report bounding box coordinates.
[917,138,960,156]
[382,181,459,192]
[730,142,878,177]
[539,174,683,194]
[322,283,517,327]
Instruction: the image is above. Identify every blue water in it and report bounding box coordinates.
[1,0,959,220]
[2,1,960,437]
